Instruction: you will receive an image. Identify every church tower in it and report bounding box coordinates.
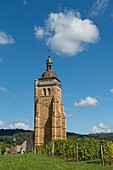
[34,56,66,146]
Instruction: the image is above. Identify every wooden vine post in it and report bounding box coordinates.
[63,142,65,160]
[34,147,36,154]
[76,142,78,162]
[110,155,112,166]
[100,144,104,166]
[51,141,54,157]
[45,144,47,154]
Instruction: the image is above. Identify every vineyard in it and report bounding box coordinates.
[37,138,113,166]
[0,137,113,169]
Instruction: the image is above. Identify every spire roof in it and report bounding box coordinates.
[39,56,60,81]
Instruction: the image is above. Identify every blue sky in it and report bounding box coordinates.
[0,0,113,134]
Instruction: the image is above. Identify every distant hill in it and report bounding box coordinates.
[0,129,33,145]
[67,132,113,141]
[1,129,113,145]
[0,129,32,136]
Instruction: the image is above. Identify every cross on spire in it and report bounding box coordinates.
[48,49,52,56]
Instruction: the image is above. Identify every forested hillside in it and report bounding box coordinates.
[0,129,113,145]
[0,129,32,136]
[67,132,113,141]
[0,129,33,145]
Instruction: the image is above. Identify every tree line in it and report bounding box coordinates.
[1,129,113,145]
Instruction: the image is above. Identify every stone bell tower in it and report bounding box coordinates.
[34,56,66,146]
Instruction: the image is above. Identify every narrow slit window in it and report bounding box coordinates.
[43,88,46,96]
[48,88,51,96]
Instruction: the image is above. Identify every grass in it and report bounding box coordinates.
[0,153,113,170]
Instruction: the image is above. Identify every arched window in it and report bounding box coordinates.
[48,88,51,96]
[43,88,46,96]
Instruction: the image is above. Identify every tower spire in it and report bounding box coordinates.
[46,56,53,71]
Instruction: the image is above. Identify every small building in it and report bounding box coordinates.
[10,135,33,154]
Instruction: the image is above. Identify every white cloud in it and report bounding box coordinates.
[107,129,112,133]
[35,10,99,56]
[90,122,112,133]
[0,120,5,126]
[23,91,30,96]
[65,112,77,119]
[110,88,113,93]
[12,94,16,98]
[90,0,109,17]
[74,96,98,107]
[110,13,113,19]
[9,123,30,130]
[0,58,3,63]
[99,122,107,129]
[0,86,8,93]
[16,118,30,123]
[23,0,27,5]
[0,30,15,45]
[34,26,45,39]
[21,91,30,96]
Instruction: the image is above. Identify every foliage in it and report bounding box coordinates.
[1,129,113,145]
[67,132,113,141]
[42,138,113,165]
[0,129,33,136]
[0,132,33,145]
[0,144,10,155]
